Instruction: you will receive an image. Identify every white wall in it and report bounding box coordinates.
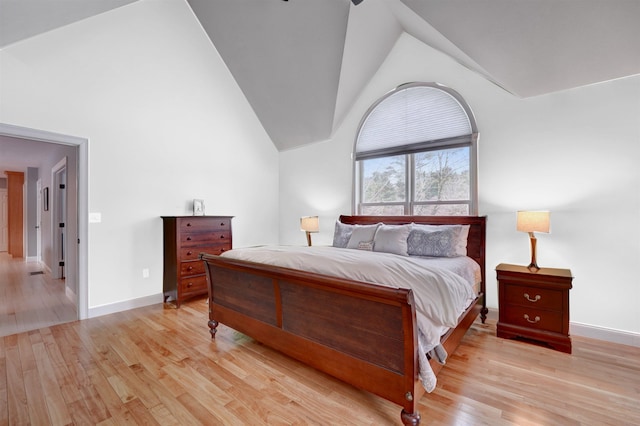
[0,0,279,310]
[280,33,640,337]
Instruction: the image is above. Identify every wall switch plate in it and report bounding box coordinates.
[89,212,102,223]
[142,268,149,278]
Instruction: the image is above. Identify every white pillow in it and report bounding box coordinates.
[373,224,411,256]
[407,224,470,257]
[346,224,381,249]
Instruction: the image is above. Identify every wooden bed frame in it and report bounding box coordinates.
[201,215,487,425]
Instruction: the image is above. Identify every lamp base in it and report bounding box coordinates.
[527,262,540,273]
[306,231,312,247]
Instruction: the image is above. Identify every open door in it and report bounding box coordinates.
[52,159,67,280]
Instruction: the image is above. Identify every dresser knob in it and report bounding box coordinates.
[186,223,192,227]
[524,314,540,324]
[187,251,193,256]
[220,235,225,239]
[220,222,225,226]
[524,293,541,302]
[186,237,192,241]
[187,266,193,271]
[187,282,193,287]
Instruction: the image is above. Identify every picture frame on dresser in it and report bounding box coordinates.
[193,199,205,216]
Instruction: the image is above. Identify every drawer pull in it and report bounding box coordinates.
[187,266,193,271]
[220,222,225,226]
[220,235,225,239]
[186,223,192,227]
[524,293,541,303]
[187,251,193,256]
[187,282,193,288]
[524,314,540,323]
[186,236,192,241]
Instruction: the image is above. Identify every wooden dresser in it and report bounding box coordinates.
[162,216,233,307]
[496,263,573,353]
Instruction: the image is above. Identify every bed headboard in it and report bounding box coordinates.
[338,215,487,298]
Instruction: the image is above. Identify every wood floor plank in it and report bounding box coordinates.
[32,340,73,425]
[4,336,29,425]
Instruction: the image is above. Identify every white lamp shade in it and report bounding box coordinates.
[517,211,550,233]
[300,216,319,233]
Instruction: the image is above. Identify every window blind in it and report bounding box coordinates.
[356,86,473,159]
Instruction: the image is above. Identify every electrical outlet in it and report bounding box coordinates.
[142,268,149,278]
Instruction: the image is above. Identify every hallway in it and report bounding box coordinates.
[0,253,76,337]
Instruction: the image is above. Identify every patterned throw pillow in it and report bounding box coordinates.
[407,225,469,257]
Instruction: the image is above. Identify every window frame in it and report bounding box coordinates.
[353,82,479,216]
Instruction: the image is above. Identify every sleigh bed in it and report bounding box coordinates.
[201,215,487,425]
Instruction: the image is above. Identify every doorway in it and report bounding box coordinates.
[0,123,88,320]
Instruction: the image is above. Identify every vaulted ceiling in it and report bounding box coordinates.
[1,0,639,151]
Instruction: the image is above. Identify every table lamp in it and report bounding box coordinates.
[300,216,319,246]
[516,211,550,272]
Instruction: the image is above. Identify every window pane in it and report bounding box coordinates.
[361,205,405,215]
[361,155,406,203]
[413,204,469,215]
[414,148,469,202]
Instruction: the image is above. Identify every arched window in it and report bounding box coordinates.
[354,82,478,215]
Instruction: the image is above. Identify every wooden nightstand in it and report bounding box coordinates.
[496,263,573,353]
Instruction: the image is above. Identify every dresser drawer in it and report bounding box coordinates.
[179,244,230,261]
[180,231,230,247]
[179,275,208,295]
[503,284,563,310]
[179,218,231,232]
[179,260,206,277]
[502,305,563,334]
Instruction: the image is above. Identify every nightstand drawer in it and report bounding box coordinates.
[502,305,563,334]
[503,284,563,310]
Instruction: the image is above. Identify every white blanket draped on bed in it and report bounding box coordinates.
[221,245,479,392]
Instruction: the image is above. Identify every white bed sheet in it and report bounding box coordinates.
[220,245,479,391]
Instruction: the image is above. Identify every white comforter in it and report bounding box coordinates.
[221,245,478,391]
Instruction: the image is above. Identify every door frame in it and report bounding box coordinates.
[0,123,88,320]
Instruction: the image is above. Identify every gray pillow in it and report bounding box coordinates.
[407,225,469,257]
[346,224,380,249]
[373,224,411,256]
[332,221,354,248]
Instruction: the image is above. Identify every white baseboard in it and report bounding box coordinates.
[88,293,164,319]
[570,322,640,348]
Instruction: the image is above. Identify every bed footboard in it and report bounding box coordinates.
[202,254,423,424]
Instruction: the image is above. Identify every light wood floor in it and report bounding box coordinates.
[1,295,638,425]
[0,252,77,338]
